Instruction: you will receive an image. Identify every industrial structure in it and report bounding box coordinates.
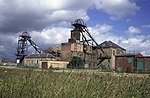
[115,53,150,72]
[99,41,126,69]
[61,19,111,68]
[16,32,43,64]
[17,19,112,69]
[16,19,150,71]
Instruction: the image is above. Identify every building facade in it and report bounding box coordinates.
[24,53,69,69]
[99,41,126,69]
[115,53,150,72]
[39,60,69,69]
[61,29,98,68]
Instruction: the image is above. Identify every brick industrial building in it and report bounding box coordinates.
[61,28,97,68]
[115,53,150,72]
[99,41,126,69]
[61,27,126,69]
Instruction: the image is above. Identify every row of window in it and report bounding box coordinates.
[26,60,39,64]
[112,50,124,56]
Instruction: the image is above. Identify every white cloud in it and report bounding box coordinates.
[1,23,150,58]
[30,27,71,45]
[120,35,150,55]
[142,24,150,28]
[0,0,146,58]
[88,24,119,44]
[88,24,112,34]
[0,0,91,33]
[0,0,140,33]
[94,0,140,20]
[87,24,150,56]
[128,26,140,34]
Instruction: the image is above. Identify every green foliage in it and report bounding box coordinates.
[67,56,84,69]
[0,68,150,98]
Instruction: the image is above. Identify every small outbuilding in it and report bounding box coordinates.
[24,53,69,69]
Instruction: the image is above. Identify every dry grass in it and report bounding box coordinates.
[0,68,150,98]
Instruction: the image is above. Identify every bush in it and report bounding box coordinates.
[67,56,84,69]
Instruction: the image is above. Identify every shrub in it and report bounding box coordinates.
[67,56,84,69]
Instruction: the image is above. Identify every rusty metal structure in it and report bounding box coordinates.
[71,19,111,67]
[16,32,42,64]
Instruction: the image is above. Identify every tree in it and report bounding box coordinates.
[67,56,84,69]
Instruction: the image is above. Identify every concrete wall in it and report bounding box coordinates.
[39,60,69,69]
[24,57,69,69]
[24,57,55,67]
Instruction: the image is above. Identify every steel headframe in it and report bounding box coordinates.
[16,32,42,64]
[71,19,111,67]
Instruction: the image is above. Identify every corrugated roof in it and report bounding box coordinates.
[99,41,125,50]
[25,53,55,58]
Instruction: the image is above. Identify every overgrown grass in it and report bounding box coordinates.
[0,68,150,98]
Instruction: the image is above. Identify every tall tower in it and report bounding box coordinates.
[16,32,43,64]
[16,32,31,64]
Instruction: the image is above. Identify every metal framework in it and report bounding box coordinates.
[16,32,42,64]
[71,19,111,67]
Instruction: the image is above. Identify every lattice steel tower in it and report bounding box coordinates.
[16,32,42,64]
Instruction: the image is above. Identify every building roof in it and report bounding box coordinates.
[116,53,143,57]
[99,41,125,50]
[25,53,55,58]
[44,46,61,53]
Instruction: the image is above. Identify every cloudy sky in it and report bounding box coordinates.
[0,0,150,58]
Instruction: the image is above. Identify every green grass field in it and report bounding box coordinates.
[0,67,150,98]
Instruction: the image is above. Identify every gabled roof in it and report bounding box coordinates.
[25,53,55,58]
[99,41,125,50]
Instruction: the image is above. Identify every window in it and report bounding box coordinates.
[31,60,34,64]
[128,58,133,63]
[26,60,28,63]
[102,43,105,47]
[137,61,143,71]
[120,51,124,55]
[37,60,38,64]
[113,50,116,55]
